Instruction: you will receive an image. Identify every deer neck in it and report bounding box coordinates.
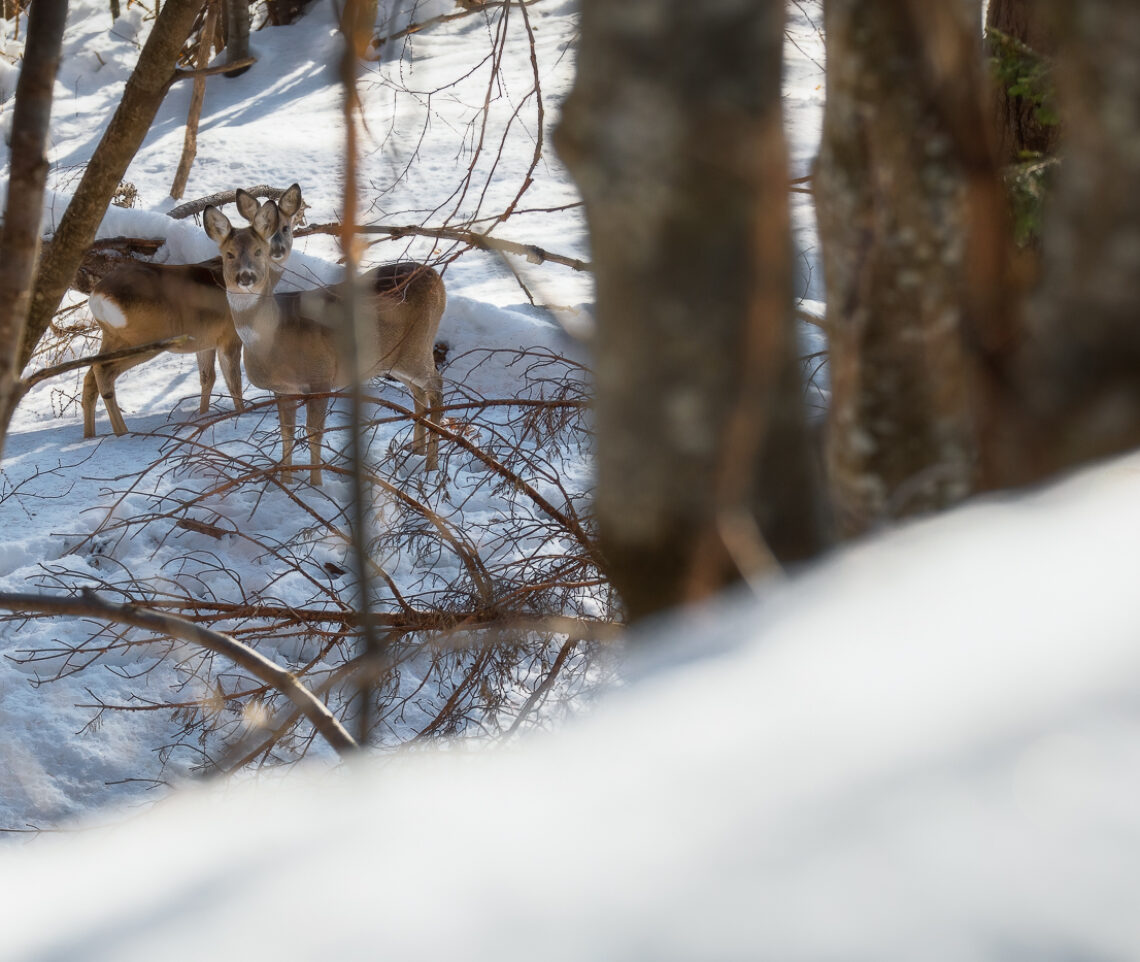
[226,288,281,351]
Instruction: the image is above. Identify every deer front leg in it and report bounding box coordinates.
[217,337,245,413]
[276,395,297,480]
[196,349,217,415]
[304,394,329,486]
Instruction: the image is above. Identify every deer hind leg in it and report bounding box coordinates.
[91,350,159,437]
[82,367,99,438]
[217,335,245,413]
[196,349,217,414]
[276,395,297,480]
[303,394,330,486]
[409,371,444,472]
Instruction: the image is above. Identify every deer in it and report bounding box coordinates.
[81,184,304,439]
[202,198,446,485]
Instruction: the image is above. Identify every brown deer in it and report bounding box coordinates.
[202,198,446,484]
[82,184,304,438]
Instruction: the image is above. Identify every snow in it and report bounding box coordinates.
[5,1,1136,958]
[6,452,1140,959]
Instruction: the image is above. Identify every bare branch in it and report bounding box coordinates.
[19,335,193,393]
[0,590,358,756]
[297,222,591,272]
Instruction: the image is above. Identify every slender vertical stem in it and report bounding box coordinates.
[171,0,218,199]
[339,0,382,745]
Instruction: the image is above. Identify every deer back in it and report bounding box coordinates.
[357,262,446,382]
[89,261,232,352]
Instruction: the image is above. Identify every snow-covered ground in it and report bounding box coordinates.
[7,451,1140,960]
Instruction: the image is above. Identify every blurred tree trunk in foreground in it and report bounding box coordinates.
[556,0,827,622]
[997,0,1140,483]
[20,0,203,372]
[0,0,67,454]
[815,0,1013,537]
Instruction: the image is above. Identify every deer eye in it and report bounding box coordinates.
[225,252,235,260]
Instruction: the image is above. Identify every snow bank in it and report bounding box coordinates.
[5,454,1140,959]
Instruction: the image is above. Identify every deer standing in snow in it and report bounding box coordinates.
[202,198,446,484]
[82,184,304,438]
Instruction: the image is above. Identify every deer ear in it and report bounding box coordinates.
[203,206,233,245]
[278,183,303,219]
[235,189,259,222]
[252,199,280,240]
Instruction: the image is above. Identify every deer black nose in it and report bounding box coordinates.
[236,269,257,288]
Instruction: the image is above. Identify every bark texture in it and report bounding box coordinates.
[222,0,251,77]
[1007,1,1140,479]
[0,0,67,452]
[20,0,204,372]
[556,0,825,621]
[986,0,1058,163]
[816,0,1005,536]
[171,0,219,199]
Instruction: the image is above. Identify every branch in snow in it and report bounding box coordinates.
[166,184,298,221]
[0,589,359,757]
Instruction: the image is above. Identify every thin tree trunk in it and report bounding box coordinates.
[170,0,218,199]
[20,0,204,373]
[222,0,250,77]
[0,0,68,454]
[556,0,826,622]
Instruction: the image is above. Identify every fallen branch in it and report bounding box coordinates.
[167,184,294,220]
[171,56,256,82]
[0,589,358,756]
[372,0,542,51]
[72,236,168,293]
[297,221,591,272]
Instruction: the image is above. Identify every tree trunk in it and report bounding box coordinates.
[1003,1,1140,480]
[222,0,251,77]
[815,0,1008,536]
[20,0,204,373]
[555,0,826,622]
[986,0,1058,163]
[170,0,218,199]
[0,0,67,454]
